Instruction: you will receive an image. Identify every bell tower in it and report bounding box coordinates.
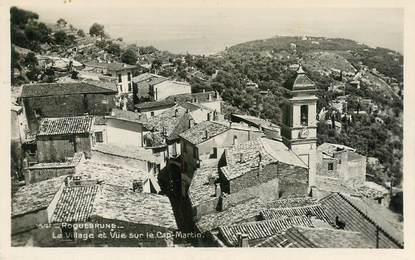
[282,66,318,186]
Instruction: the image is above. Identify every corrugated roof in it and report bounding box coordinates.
[37,116,93,136]
[21,82,117,97]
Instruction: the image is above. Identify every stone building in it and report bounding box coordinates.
[20,82,117,131]
[36,116,94,162]
[166,90,223,113]
[83,61,137,95]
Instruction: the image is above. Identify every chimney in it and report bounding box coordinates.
[205,130,209,140]
[64,176,72,187]
[237,233,249,247]
[203,89,205,93]
[208,93,212,101]
[208,175,216,185]
[132,179,143,192]
[215,183,222,197]
[233,135,238,146]
[73,176,82,185]
[239,153,244,163]
[185,108,189,114]
[188,118,195,128]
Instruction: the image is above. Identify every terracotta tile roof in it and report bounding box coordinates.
[135,76,168,97]
[84,61,137,71]
[145,105,193,141]
[92,184,177,229]
[260,205,333,225]
[51,184,99,223]
[12,176,65,217]
[165,91,220,103]
[320,193,403,248]
[108,109,147,123]
[131,72,159,83]
[37,116,93,136]
[92,143,162,164]
[196,198,264,233]
[254,233,302,248]
[317,142,356,157]
[218,216,314,246]
[135,100,175,110]
[188,166,219,207]
[285,226,374,248]
[231,114,278,129]
[74,158,152,189]
[179,121,229,145]
[221,138,306,181]
[264,197,319,209]
[20,82,117,97]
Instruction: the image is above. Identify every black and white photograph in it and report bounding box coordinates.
[3,0,410,252]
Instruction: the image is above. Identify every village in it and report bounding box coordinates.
[10,13,404,248]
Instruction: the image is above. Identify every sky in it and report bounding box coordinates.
[11,1,403,55]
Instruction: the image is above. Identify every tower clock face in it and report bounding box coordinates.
[299,128,309,139]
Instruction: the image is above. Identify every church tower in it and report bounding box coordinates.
[282,66,318,186]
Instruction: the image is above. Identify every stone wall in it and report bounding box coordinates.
[23,93,115,131]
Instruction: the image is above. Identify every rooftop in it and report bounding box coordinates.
[92,143,162,164]
[28,152,83,170]
[188,166,219,207]
[260,204,333,225]
[92,184,177,229]
[221,138,306,181]
[218,216,314,247]
[37,116,93,136]
[286,66,316,91]
[74,158,152,190]
[264,197,319,209]
[179,121,229,145]
[84,61,137,71]
[196,197,265,233]
[317,142,356,157]
[165,91,220,103]
[51,184,99,223]
[231,114,279,129]
[108,109,147,123]
[131,72,160,83]
[12,176,65,217]
[20,82,117,98]
[145,105,194,141]
[135,99,176,110]
[320,192,403,248]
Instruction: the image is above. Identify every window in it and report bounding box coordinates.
[328,162,334,171]
[127,72,131,81]
[300,105,308,126]
[95,132,103,143]
[117,73,122,83]
[193,147,198,159]
[150,112,155,116]
[128,82,132,92]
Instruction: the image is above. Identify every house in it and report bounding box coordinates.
[219,138,308,197]
[149,80,192,101]
[104,109,147,147]
[83,61,137,95]
[135,100,176,117]
[20,82,117,131]
[230,114,281,140]
[325,119,342,133]
[12,176,177,247]
[314,143,366,196]
[132,73,168,101]
[246,81,258,89]
[91,143,164,186]
[36,116,94,163]
[166,90,223,113]
[179,121,265,194]
[24,152,84,185]
[320,192,403,248]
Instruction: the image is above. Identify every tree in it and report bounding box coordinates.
[10,7,39,28]
[56,18,67,27]
[106,42,121,56]
[24,52,38,68]
[121,48,137,65]
[53,30,69,45]
[89,23,105,38]
[77,29,85,37]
